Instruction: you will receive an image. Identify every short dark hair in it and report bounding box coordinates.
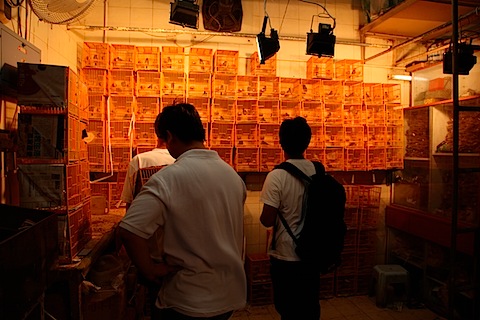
[155,103,206,143]
[279,117,311,156]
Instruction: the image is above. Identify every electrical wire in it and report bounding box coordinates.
[299,0,336,31]
[263,0,272,30]
[278,0,291,34]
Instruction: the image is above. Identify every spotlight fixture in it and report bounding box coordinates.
[443,42,478,75]
[256,16,280,64]
[306,23,336,57]
[169,0,199,29]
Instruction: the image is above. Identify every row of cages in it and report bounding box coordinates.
[82,67,400,104]
[16,162,92,264]
[82,42,366,82]
[87,94,404,125]
[85,119,403,149]
[87,144,404,174]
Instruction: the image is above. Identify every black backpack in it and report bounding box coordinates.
[274,161,347,274]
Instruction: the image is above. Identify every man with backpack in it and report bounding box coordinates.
[260,116,346,320]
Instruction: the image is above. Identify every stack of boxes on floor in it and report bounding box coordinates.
[334,185,381,297]
[244,185,381,305]
[16,63,91,264]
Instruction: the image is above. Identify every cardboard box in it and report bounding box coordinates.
[17,63,69,107]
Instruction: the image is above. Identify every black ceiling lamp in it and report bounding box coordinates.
[302,1,336,57]
[256,15,280,64]
[170,0,199,29]
[443,41,479,75]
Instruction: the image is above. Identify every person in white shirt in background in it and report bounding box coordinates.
[120,113,176,210]
[119,103,247,320]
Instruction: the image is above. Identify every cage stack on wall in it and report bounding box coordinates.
[210,50,239,167]
[16,62,91,264]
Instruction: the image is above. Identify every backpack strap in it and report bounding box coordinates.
[272,161,325,249]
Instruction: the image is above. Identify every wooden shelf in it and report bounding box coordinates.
[409,95,480,110]
[404,157,429,161]
[385,205,475,256]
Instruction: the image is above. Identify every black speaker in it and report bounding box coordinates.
[443,44,477,75]
[170,1,199,29]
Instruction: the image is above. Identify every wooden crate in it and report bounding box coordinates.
[88,144,106,172]
[306,56,334,79]
[250,51,276,76]
[325,147,344,171]
[135,97,159,121]
[306,148,325,163]
[161,71,185,97]
[386,125,403,147]
[136,71,161,97]
[189,48,213,73]
[367,147,386,170]
[210,122,234,147]
[363,83,383,104]
[260,147,283,172]
[161,46,185,72]
[280,100,301,121]
[135,45,160,71]
[343,104,363,125]
[335,59,363,82]
[212,74,236,98]
[344,125,364,148]
[109,121,133,144]
[310,124,324,148]
[110,44,135,70]
[235,123,258,147]
[302,100,323,123]
[279,77,301,100]
[365,104,385,126]
[82,69,108,96]
[322,80,343,103]
[383,83,401,104]
[343,82,363,104]
[258,100,280,124]
[236,99,258,123]
[211,98,236,122]
[214,50,239,74]
[135,121,156,146]
[301,78,322,101]
[259,123,280,147]
[109,96,134,120]
[109,70,134,96]
[385,104,404,125]
[325,125,344,147]
[82,42,110,69]
[235,147,259,172]
[88,94,105,120]
[187,72,211,97]
[236,75,258,99]
[366,126,386,147]
[386,147,404,169]
[345,148,367,171]
[258,76,279,99]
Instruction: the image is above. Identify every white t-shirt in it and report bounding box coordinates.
[119,149,247,317]
[260,159,315,261]
[120,148,175,204]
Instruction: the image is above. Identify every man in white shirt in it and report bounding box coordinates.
[120,115,175,209]
[119,103,247,320]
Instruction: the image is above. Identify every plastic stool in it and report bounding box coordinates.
[372,264,409,308]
